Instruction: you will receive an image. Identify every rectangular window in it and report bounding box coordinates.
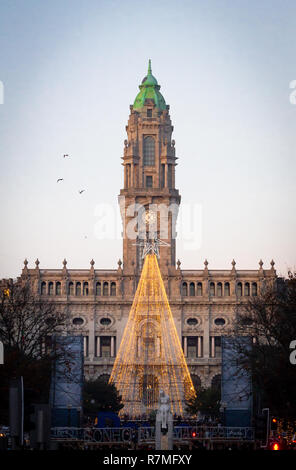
[143,136,155,166]
[187,337,198,358]
[147,109,152,117]
[41,335,52,356]
[215,336,222,357]
[100,336,111,357]
[146,175,153,188]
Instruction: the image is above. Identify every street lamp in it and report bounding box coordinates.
[219,401,227,426]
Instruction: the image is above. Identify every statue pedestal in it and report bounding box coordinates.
[155,417,173,450]
[160,433,169,450]
[155,391,173,450]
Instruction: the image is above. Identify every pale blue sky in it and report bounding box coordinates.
[0,0,295,278]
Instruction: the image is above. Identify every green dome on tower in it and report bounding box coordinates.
[133,60,167,111]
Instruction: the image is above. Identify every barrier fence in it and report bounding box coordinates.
[51,426,254,444]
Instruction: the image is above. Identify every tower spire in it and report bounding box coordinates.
[148,58,152,75]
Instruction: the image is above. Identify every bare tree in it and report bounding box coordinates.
[0,281,66,359]
[0,281,67,426]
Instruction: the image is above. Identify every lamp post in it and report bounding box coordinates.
[219,401,227,426]
[262,408,270,448]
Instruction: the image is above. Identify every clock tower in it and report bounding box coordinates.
[119,61,180,275]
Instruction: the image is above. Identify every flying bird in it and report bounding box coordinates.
[57,178,64,183]
[78,189,85,194]
[63,154,69,158]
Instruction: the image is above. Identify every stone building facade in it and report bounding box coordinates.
[6,62,277,390]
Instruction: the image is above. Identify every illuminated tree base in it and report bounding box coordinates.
[109,254,196,418]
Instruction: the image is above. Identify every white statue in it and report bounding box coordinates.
[158,390,170,431]
[155,390,173,450]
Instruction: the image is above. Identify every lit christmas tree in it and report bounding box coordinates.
[109,252,196,418]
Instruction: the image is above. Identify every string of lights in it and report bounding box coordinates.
[109,253,196,418]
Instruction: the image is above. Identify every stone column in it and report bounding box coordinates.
[172,163,176,188]
[83,336,88,357]
[124,165,128,188]
[111,336,115,357]
[96,336,101,357]
[184,336,187,357]
[164,163,168,188]
[210,336,215,358]
[88,312,95,361]
[131,163,134,187]
[197,336,202,358]
[203,311,210,359]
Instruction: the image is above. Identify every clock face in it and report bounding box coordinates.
[142,211,156,224]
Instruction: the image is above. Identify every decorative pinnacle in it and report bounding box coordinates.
[35,258,40,267]
[90,259,95,267]
[204,259,208,268]
[24,258,28,266]
[148,59,152,75]
[259,259,263,269]
[231,259,236,268]
[63,258,67,267]
[270,259,275,269]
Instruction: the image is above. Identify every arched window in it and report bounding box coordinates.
[252,282,258,296]
[68,281,74,295]
[56,281,61,296]
[110,282,116,296]
[48,282,53,296]
[103,282,109,296]
[237,282,242,297]
[141,374,159,406]
[197,282,203,296]
[182,282,188,296]
[96,282,101,296]
[41,281,46,295]
[189,282,195,296]
[224,282,230,296]
[244,282,250,296]
[83,282,89,296]
[98,374,110,384]
[210,282,215,297]
[76,282,81,296]
[217,282,222,297]
[143,136,155,166]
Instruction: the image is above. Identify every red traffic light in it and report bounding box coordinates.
[192,431,196,438]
